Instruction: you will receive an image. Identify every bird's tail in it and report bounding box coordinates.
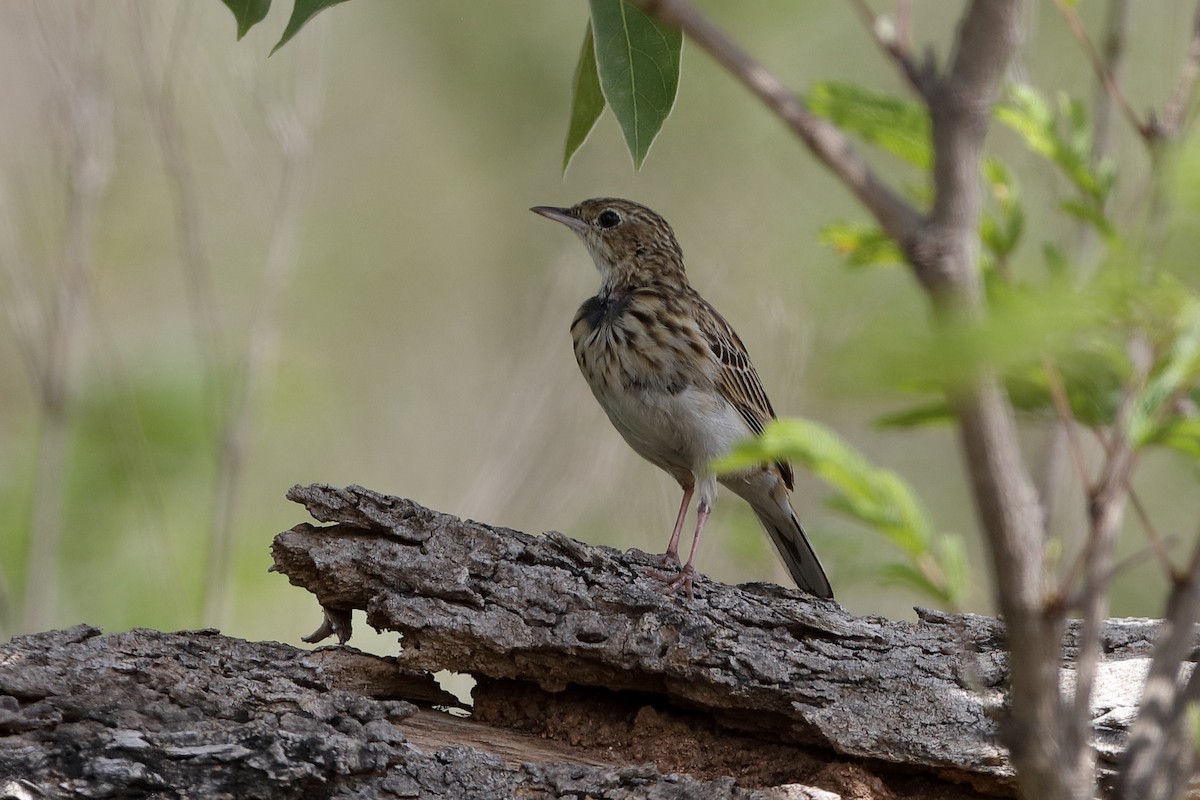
[750,501,834,600]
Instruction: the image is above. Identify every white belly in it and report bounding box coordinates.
[591,381,751,480]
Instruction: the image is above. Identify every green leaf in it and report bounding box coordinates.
[996,85,1115,206]
[874,402,954,429]
[1059,198,1115,240]
[980,157,1025,261]
[995,84,1056,158]
[221,0,271,39]
[715,421,934,551]
[587,0,682,169]
[807,81,931,169]
[819,222,905,268]
[563,23,606,173]
[1130,299,1200,447]
[1150,417,1200,459]
[713,418,968,607]
[271,0,349,55]
[1043,243,1069,280]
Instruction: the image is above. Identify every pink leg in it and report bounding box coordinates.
[653,498,710,601]
[663,482,694,562]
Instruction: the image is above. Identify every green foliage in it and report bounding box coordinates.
[272,0,350,55]
[995,84,1116,239]
[806,81,931,169]
[564,24,605,173]
[216,0,349,53]
[818,222,905,268]
[1129,297,1200,448]
[714,418,968,608]
[224,0,682,167]
[585,0,682,169]
[980,157,1025,271]
[221,0,270,39]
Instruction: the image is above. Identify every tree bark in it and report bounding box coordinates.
[1,484,1184,799]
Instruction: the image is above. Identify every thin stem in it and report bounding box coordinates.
[634,0,924,262]
[1126,487,1176,578]
[1051,0,1151,140]
[845,0,928,96]
[1118,536,1200,799]
[1159,0,1200,138]
[1041,357,1092,494]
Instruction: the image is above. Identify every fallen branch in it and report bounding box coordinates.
[272,484,1174,796]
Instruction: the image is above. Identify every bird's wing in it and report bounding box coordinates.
[698,297,795,490]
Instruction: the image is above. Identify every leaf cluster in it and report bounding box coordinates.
[220,0,348,55]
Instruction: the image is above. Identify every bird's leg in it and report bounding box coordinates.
[662,482,693,564]
[629,480,692,568]
[652,497,709,602]
[652,494,705,599]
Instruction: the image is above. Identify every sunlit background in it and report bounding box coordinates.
[3,1,1199,652]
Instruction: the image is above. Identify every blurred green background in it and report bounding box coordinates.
[2,1,1199,653]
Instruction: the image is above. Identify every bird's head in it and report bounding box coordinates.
[531,198,686,291]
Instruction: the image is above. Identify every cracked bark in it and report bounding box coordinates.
[1,484,1186,799]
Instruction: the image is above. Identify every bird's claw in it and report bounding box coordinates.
[649,563,696,602]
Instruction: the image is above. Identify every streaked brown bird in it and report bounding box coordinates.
[531,198,833,600]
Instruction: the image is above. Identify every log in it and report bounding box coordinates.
[0,483,1170,798]
[0,625,800,798]
[268,484,1164,797]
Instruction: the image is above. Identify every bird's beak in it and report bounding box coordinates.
[530,205,589,234]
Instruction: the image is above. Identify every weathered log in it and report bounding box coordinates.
[0,484,1171,799]
[267,483,1168,797]
[0,625,806,799]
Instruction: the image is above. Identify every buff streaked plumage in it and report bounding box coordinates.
[531,198,833,600]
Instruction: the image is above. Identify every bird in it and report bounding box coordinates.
[530,197,833,600]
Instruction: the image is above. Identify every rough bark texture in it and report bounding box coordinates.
[0,626,805,799]
[269,484,1166,797]
[1,484,1181,799]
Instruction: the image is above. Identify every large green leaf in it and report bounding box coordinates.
[587,0,682,169]
[713,417,967,607]
[806,81,931,169]
[271,0,350,55]
[563,23,606,173]
[221,0,271,39]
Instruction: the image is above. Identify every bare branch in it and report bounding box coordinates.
[1051,0,1152,140]
[1159,1,1200,138]
[1090,0,1132,161]
[846,0,929,97]
[1117,538,1200,799]
[1127,488,1177,578]
[633,0,924,258]
[1042,357,1092,496]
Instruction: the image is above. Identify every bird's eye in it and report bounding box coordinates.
[597,209,622,229]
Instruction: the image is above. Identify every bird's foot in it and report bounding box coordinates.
[628,547,682,569]
[649,563,696,602]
